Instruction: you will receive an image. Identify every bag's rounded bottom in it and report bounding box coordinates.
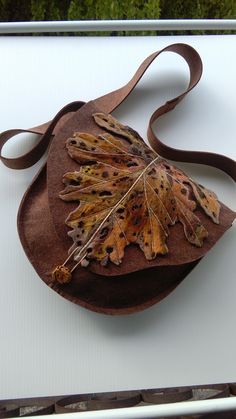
[51,260,199,315]
[18,167,201,315]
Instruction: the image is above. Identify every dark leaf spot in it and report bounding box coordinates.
[127,161,138,167]
[100,227,109,239]
[70,179,80,186]
[197,186,206,199]
[117,207,125,214]
[79,141,87,149]
[99,190,112,197]
[102,171,109,178]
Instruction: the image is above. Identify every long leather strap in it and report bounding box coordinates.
[0,101,85,169]
[94,42,236,182]
[147,102,236,182]
[0,43,235,182]
[94,43,202,113]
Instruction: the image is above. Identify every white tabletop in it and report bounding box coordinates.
[0,35,235,400]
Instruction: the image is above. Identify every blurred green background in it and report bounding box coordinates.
[0,0,235,34]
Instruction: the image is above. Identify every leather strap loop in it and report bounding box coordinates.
[94,43,202,113]
[1,43,235,181]
[148,104,236,182]
[0,101,85,169]
[94,42,236,182]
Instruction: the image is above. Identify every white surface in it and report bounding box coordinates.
[0,35,235,400]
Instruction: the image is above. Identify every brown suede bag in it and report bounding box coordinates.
[1,43,235,314]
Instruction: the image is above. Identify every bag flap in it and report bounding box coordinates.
[46,101,235,278]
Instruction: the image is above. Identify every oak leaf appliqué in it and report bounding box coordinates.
[57,113,220,275]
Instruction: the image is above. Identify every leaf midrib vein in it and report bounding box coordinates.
[71,157,160,261]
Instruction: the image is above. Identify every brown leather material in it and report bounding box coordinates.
[46,101,235,280]
[94,43,203,114]
[94,42,235,182]
[18,160,201,313]
[1,43,236,314]
[148,107,236,182]
[0,101,85,169]
[17,124,235,312]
